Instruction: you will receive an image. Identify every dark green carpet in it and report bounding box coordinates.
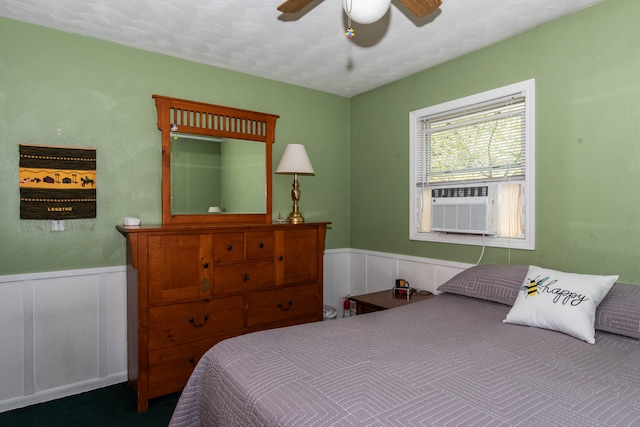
[0,383,180,426]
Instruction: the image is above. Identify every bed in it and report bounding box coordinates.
[169,265,640,426]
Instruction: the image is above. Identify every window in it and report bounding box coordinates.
[410,79,535,250]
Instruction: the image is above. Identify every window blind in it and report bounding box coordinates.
[416,95,526,186]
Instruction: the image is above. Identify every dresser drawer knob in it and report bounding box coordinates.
[277,299,293,311]
[278,256,283,261]
[188,357,196,367]
[226,245,233,251]
[258,242,264,248]
[189,314,210,327]
[242,273,250,282]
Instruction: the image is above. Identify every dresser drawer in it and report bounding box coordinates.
[213,233,244,263]
[246,231,274,260]
[246,283,320,328]
[148,335,233,399]
[213,260,274,295]
[148,296,244,348]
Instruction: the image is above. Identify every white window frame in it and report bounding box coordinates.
[409,79,536,250]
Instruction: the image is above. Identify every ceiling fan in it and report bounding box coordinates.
[277,0,443,24]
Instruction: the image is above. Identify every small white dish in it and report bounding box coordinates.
[123,217,141,226]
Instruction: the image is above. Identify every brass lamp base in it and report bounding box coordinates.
[286,211,305,224]
[285,172,306,224]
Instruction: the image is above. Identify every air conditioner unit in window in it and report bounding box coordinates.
[430,185,497,235]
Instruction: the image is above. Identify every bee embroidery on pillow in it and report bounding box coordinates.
[522,276,548,298]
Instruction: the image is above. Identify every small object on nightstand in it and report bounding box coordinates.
[393,279,411,300]
[395,279,409,287]
[393,286,412,300]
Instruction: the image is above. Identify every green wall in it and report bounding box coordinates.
[349,0,640,282]
[3,0,639,283]
[0,18,350,275]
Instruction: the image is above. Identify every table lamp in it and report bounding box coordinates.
[275,144,315,224]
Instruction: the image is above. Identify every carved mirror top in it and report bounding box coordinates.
[153,95,279,226]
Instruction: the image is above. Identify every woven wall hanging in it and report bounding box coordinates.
[19,144,97,220]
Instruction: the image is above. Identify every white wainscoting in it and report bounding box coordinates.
[323,248,472,318]
[0,267,128,413]
[0,249,472,412]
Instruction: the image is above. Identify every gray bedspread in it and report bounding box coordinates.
[169,294,640,426]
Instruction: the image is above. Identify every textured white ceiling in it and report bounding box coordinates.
[0,0,604,97]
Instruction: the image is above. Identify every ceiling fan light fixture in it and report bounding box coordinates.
[342,0,392,24]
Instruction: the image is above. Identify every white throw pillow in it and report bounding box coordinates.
[503,266,617,344]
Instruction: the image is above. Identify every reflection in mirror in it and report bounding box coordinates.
[170,135,266,215]
[154,94,278,225]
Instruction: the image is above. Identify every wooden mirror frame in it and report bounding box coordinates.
[153,95,279,225]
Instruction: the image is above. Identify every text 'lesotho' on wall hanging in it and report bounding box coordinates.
[19,144,97,220]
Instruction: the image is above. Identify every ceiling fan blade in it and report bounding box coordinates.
[398,0,442,18]
[277,0,316,14]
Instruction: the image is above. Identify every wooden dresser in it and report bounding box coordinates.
[117,222,328,411]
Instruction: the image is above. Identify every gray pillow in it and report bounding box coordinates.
[595,282,640,339]
[439,264,640,340]
[437,264,528,306]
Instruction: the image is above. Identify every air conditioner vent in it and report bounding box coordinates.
[432,186,489,198]
[431,185,497,235]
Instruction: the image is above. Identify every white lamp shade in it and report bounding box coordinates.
[275,144,315,175]
[342,0,391,24]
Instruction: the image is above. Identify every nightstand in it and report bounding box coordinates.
[349,289,435,315]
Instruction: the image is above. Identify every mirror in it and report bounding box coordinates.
[170,136,266,215]
[154,95,279,225]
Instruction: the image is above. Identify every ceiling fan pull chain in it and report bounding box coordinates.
[345,0,355,38]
